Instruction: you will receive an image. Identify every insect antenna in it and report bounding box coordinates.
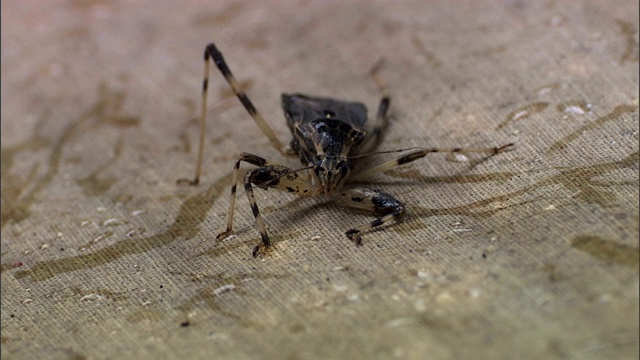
[348,147,426,160]
[349,143,514,181]
[350,143,515,160]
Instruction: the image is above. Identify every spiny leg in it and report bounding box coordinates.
[216,152,319,257]
[351,143,514,181]
[335,187,406,245]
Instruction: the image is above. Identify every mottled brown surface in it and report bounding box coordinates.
[2,1,638,359]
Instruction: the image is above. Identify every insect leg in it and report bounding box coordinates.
[335,187,406,245]
[361,97,391,153]
[178,47,216,185]
[242,169,272,257]
[205,44,287,154]
[216,152,319,257]
[361,58,391,152]
[216,152,273,243]
[351,143,514,181]
[243,166,319,257]
[181,44,289,185]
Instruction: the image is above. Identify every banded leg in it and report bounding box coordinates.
[361,97,391,153]
[361,58,391,152]
[207,44,286,154]
[351,143,514,181]
[335,187,406,245]
[216,152,320,257]
[182,44,288,185]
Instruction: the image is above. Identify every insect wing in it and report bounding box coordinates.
[282,94,368,129]
[282,94,368,161]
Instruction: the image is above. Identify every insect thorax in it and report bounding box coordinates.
[295,118,365,193]
[281,94,369,194]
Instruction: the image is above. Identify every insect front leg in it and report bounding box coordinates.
[216,152,272,242]
[350,143,514,181]
[335,187,406,245]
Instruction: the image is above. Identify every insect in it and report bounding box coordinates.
[182,43,513,257]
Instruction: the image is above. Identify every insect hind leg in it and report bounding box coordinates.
[206,44,286,154]
[335,187,406,245]
[179,44,288,186]
[360,58,391,153]
[361,97,391,153]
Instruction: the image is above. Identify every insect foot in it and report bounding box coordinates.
[215,230,235,242]
[337,188,406,247]
[251,244,263,258]
[346,229,364,246]
[495,143,516,154]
